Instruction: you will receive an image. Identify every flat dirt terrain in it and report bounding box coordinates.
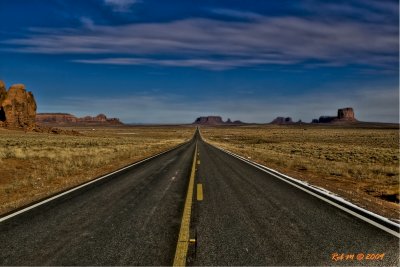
[201,124,400,221]
[0,126,194,215]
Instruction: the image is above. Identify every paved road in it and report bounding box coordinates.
[0,139,196,265]
[190,138,399,266]
[0,130,399,266]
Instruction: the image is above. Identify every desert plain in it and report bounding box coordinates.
[202,124,399,220]
[0,124,398,221]
[0,126,193,215]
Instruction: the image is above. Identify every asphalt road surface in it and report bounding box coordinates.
[0,139,196,265]
[0,130,399,266]
[191,139,399,266]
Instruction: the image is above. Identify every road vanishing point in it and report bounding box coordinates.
[0,129,399,266]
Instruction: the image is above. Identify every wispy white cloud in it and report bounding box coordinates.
[2,2,398,71]
[72,57,295,70]
[355,0,398,15]
[104,0,139,12]
[300,0,398,22]
[210,8,264,20]
[80,17,94,29]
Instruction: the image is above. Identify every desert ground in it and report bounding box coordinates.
[201,124,399,220]
[0,126,194,215]
[1,124,398,221]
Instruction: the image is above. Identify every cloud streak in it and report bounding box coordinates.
[2,11,398,70]
[210,8,264,20]
[104,0,139,12]
[72,57,296,70]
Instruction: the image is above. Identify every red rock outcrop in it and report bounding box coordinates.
[193,116,224,125]
[0,81,6,126]
[193,116,245,125]
[36,113,123,125]
[77,114,122,124]
[315,107,357,123]
[77,114,108,123]
[337,107,356,121]
[0,81,37,129]
[270,117,293,124]
[0,81,6,102]
[36,113,78,124]
[318,116,337,123]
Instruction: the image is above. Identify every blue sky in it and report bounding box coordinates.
[0,0,398,123]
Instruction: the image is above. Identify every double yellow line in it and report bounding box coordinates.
[173,143,198,266]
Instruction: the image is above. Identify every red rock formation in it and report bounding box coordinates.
[36,113,78,124]
[337,107,356,121]
[193,116,245,125]
[316,107,357,123]
[105,118,123,125]
[77,114,108,123]
[36,113,123,125]
[0,81,6,126]
[0,82,37,129]
[193,116,224,125]
[0,80,6,103]
[318,116,336,123]
[270,117,293,124]
[77,114,122,124]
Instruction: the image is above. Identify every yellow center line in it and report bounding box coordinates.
[173,143,198,266]
[197,184,203,201]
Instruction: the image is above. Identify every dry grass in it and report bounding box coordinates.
[201,124,400,220]
[0,126,194,215]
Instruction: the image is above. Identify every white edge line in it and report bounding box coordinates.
[198,129,400,238]
[0,139,192,223]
